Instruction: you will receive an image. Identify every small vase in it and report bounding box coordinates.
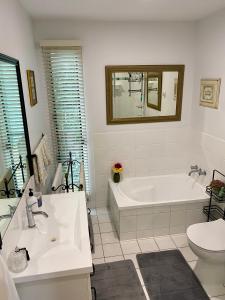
[113,172,120,183]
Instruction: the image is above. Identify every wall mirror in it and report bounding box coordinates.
[0,53,32,237]
[105,65,185,124]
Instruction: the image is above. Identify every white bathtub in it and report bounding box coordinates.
[108,173,209,240]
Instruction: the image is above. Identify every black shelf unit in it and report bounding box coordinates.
[203,169,225,221]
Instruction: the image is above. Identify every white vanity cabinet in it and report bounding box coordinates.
[12,192,92,300]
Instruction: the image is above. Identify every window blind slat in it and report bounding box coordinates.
[42,47,89,191]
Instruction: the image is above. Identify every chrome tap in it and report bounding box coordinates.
[26,200,48,228]
[198,168,207,176]
[188,165,199,176]
[0,205,17,221]
[188,165,206,176]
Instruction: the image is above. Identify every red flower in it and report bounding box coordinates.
[114,163,122,169]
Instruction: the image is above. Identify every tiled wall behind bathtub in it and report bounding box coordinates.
[93,127,203,207]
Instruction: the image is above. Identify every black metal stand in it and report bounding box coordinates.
[51,152,84,193]
[0,155,25,198]
[203,169,225,221]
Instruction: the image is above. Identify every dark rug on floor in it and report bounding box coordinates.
[137,250,209,300]
[91,259,146,300]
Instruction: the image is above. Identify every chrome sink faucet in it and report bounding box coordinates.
[26,198,48,228]
[188,165,206,176]
[0,205,17,221]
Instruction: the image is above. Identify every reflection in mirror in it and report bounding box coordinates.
[106,65,184,124]
[0,54,32,237]
[147,72,162,111]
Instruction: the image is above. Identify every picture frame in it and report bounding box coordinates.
[200,79,221,109]
[27,70,37,107]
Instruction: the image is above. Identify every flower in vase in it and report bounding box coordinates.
[112,162,123,173]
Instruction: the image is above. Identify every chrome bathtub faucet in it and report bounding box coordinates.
[188,165,206,176]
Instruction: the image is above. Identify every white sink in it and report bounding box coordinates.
[12,192,92,283]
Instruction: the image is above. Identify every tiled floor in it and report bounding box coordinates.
[91,207,225,300]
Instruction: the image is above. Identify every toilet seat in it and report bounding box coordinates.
[187,218,225,252]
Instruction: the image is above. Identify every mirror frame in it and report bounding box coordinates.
[0,53,33,176]
[105,65,185,125]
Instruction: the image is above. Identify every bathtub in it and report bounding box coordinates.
[108,173,209,240]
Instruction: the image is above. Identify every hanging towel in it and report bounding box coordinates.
[33,135,51,186]
[0,254,20,300]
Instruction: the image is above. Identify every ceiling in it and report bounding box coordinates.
[19,0,225,21]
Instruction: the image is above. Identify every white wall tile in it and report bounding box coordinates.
[120,215,137,233]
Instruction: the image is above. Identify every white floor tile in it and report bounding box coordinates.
[103,243,123,257]
[154,235,176,250]
[93,258,105,265]
[93,223,100,234]
[92,244,104,259]
[124,254,139,269]
[120,240,141,254]
[105,256,124,263]
[136,268,145,286]
[94,233,102,245]
[138,238,159,252]
[91,215,98,224]
[179,246,198,262]
[211,296,225,300]
[96,207,109,215]
[171,233,188,248]
[99,222,114,233]
[101,231,119,244]
[98,213,111,223]
[203,284,225,297]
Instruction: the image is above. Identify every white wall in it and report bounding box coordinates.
[191,9,225,179]
[34,20,197,206]
[0,0,50,152]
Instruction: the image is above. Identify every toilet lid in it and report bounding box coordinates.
[187,218,225,252]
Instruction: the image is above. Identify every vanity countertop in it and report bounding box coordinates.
[11,192,92,284]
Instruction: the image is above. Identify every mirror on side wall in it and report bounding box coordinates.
[0,53,32,237]
[105,65,185,124]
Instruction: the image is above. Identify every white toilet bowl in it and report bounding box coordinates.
[187,218,225,284]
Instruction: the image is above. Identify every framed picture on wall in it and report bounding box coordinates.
[200,78,221,109]
[27,70,37,107]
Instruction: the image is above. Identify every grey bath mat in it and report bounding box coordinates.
[137,250,209,300]
[91,259,146,300]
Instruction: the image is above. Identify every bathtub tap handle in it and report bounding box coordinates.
[190,165,198,170]
[198,168,207,176]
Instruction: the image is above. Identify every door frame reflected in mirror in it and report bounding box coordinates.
[147,71,162,111]
[105,64,185,124]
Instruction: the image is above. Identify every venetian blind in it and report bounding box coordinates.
[42,47,89,191]
[0,60,27,189]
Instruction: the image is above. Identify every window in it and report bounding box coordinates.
[42,46,89,191]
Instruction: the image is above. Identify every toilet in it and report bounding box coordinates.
[187,218,225,284]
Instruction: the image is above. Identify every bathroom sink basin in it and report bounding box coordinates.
[12,192,92,283]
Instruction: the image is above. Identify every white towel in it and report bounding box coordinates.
[0,254,20,300]
[33,135,51,186]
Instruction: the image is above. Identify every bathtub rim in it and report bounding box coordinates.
[109,174,209,210]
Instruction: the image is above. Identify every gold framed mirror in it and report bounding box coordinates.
[105,65,185,124]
